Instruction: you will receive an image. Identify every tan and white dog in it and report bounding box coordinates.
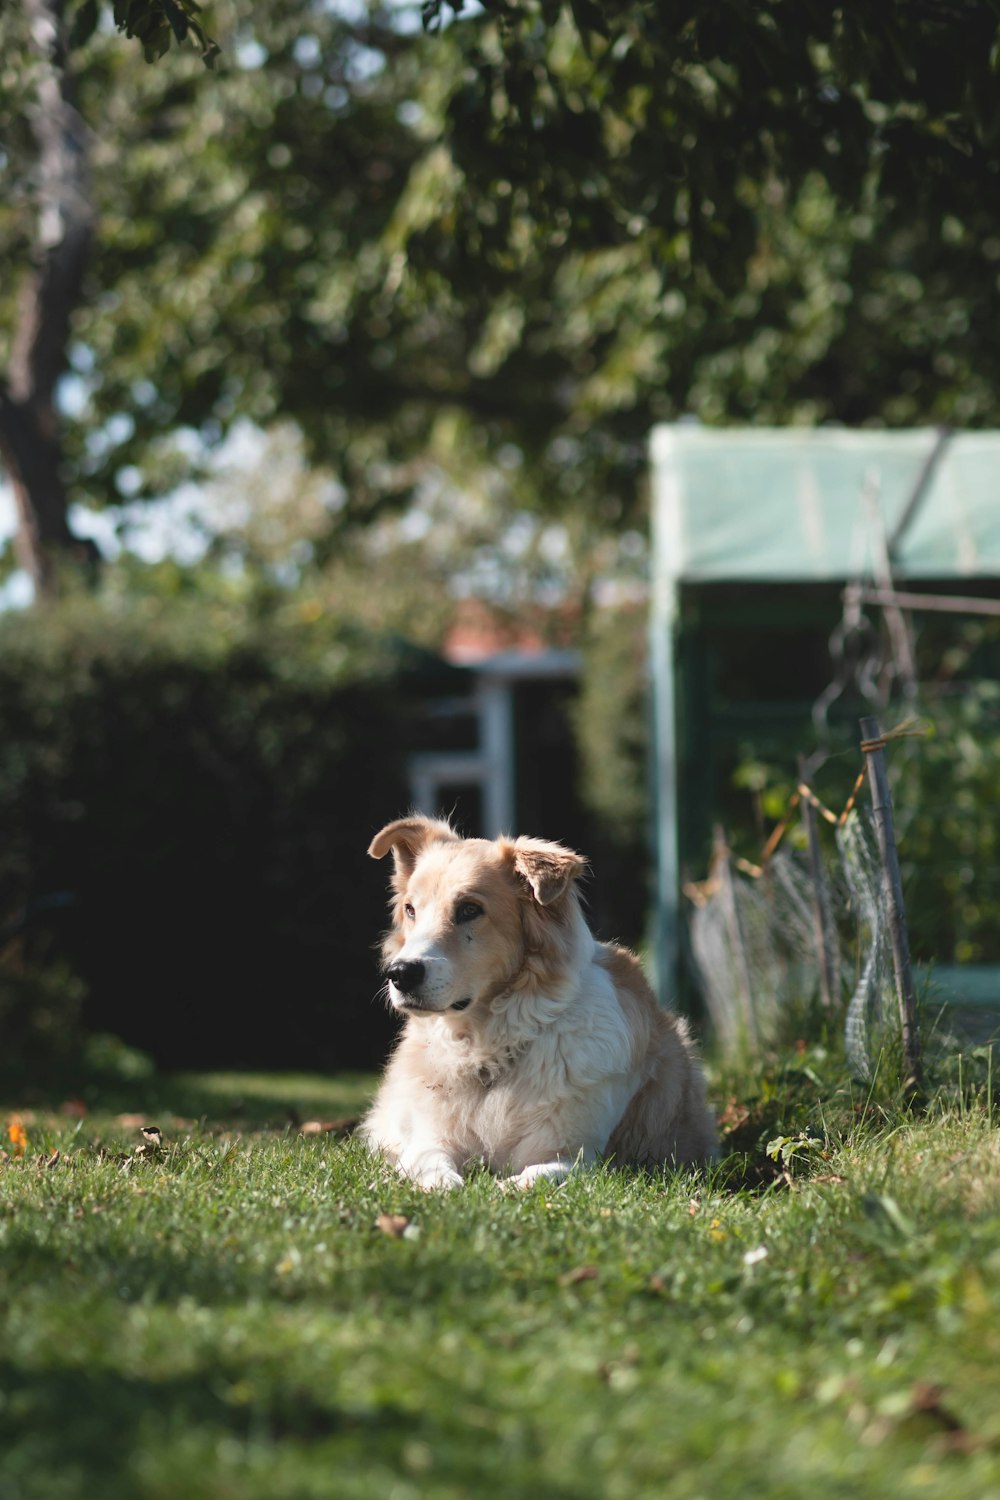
[359,817,716,1190]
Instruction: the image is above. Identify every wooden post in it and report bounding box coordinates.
[859,716,922,1090]
[798,759,837,1011]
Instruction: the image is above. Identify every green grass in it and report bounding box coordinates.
[2,1051,1000,1500]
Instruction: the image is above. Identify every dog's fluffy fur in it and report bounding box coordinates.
[360,817,717,1190]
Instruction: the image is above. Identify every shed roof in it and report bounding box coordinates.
[650,425,1000,583]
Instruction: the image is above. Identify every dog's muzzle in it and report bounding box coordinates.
[386,959,425,996]
[386,959,473,1014]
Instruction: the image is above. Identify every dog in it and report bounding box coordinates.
[359,816,717,1190]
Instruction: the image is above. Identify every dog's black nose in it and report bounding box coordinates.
[387,959,426,995]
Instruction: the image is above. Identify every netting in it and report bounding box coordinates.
[688,808,902,1078]
[837,809,896,1079]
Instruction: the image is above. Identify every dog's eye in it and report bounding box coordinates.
[455,901,482,924]
[404,902,416,920]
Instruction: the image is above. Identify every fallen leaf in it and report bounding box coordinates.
[376,1213,411,1238]
[300,1117,358,1136]
[931,1429,990,1457]
[911,1382,965,1433]
[97,1150,133,1165]
[59,1099,87,1118]
[718,1098,752,1130]
[7,1119,27,1157]
[560,1265,599,1287]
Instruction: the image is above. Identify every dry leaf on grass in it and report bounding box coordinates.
[300,1118,358,1136]
[559,1265,599,1287]
[375,1213,412,1238]
[911,1381,966,1434]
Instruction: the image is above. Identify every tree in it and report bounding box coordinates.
[3,1,1000,601]
[0,0,98,596]
[0,0,215,597]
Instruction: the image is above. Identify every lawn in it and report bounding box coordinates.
[2,1048,999,1500]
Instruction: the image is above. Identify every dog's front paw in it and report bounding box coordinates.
[413,1165,465,1191]
[400,1148,465,1191]
[504,1161,572,1191]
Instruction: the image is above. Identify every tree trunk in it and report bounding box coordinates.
[0,0,98,600]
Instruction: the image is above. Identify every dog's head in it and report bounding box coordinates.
[368,816,587,1017]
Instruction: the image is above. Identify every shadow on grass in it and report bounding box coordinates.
[0,1050,376,1130]
[0,1354,356,1458]
[0,1353,578,1500]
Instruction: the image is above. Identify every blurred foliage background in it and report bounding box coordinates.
[3,0,1000,1073]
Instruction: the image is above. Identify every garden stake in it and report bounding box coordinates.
[799,756,837,1011]
[859,716,922,1091]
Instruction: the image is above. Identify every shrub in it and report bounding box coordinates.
[0,592,426,1073]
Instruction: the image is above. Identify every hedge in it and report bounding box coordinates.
[0,593,438,1076]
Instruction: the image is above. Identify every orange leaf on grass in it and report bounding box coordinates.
[376,1213,412,1238]
[7,1119,28,1156]
[300,1118,358,1136]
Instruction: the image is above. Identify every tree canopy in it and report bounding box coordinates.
[2,0,1000,599]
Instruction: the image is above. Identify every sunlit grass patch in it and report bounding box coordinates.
[2,1054,1000,1499]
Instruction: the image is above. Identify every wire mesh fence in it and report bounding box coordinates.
[685,720,997,1083]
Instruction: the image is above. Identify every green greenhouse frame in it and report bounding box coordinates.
[648,423,1000,1012]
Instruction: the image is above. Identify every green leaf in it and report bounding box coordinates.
[160,0,190,45]
[111,0,218,64]
[568,0,610,53]
[68,0,100,51]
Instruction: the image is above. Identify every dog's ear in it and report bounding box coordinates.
[368,816,458,880]
[511,838,587,906]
